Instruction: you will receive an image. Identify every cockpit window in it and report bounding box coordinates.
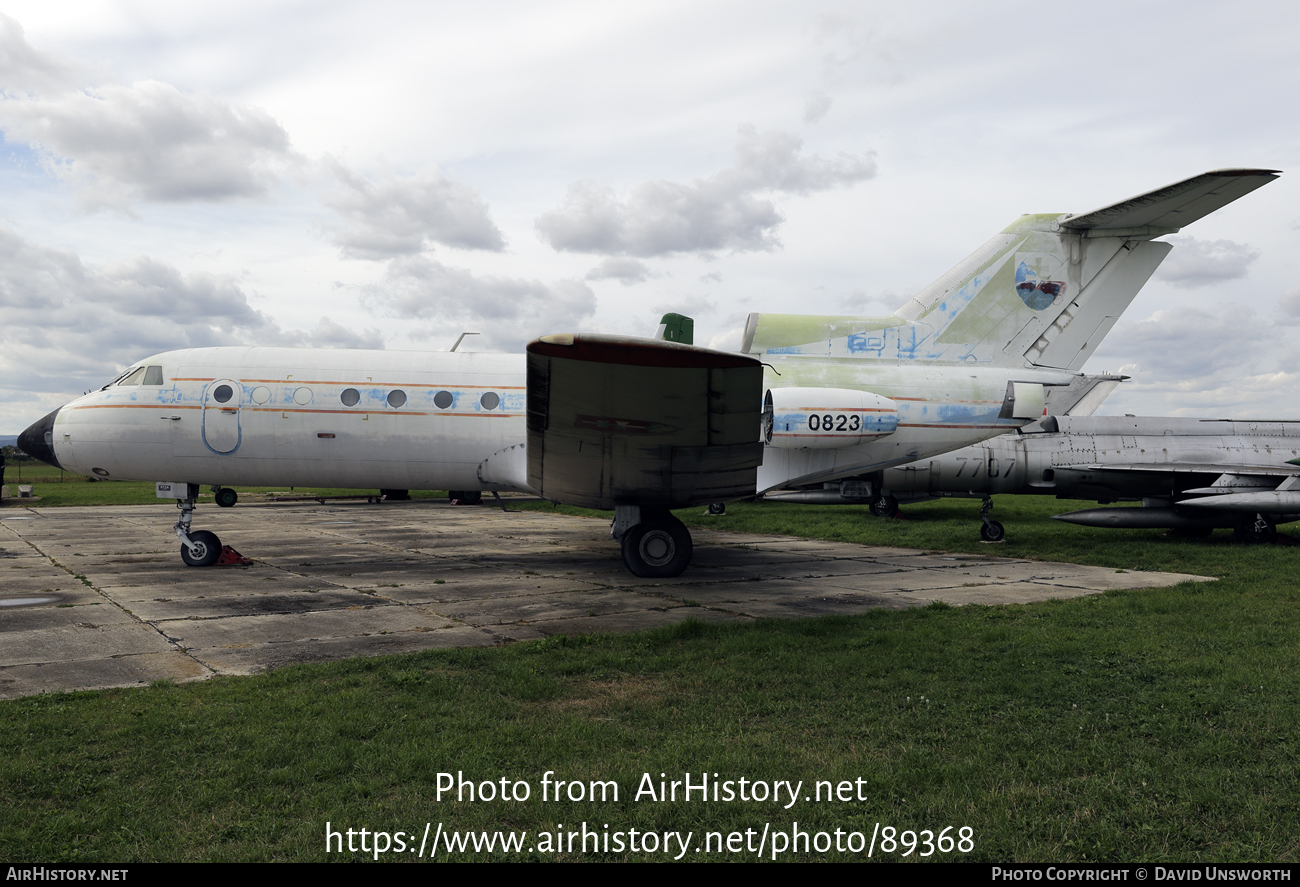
[117,367,147,386]
[104,365,164,389]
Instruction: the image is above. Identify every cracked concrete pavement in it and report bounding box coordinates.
[0,499,1211,698]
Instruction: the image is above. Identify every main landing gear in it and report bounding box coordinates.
[979,497,1005,543]
[213,486,238,508]
[612,505,693,578]
[1234,513,1277,544]
[870,494,900,518]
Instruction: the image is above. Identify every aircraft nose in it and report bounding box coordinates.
[18,407,64,470]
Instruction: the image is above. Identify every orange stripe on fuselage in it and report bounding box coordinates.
[67,404,521,418]
[171,377,524,389]
[71,404,202,410]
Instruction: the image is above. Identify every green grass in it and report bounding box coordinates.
[2,492,1298,862]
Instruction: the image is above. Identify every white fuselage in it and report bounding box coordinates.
[44,345,1064,495]
[51,347,527,491]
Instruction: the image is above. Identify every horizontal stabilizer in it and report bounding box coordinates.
[1061,169,1279,235]
[526,335,764,510]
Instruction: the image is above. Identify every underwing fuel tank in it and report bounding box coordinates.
[1052,507,1232,530]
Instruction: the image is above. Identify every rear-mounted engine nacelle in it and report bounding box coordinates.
[763,387,899,449]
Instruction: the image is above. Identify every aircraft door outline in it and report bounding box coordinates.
[202,379,243,455]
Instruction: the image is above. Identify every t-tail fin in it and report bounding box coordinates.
[743,169,1278,369]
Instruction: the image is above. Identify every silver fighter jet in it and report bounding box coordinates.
[767,412,1300,543]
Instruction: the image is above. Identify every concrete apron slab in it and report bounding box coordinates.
[0,501,1211,699]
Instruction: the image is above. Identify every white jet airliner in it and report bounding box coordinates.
[19,169,1278,577]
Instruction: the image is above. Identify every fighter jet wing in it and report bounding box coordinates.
[1076,463,1300,477]
[1070,464,1300,514]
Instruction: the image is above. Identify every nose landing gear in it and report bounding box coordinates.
[159,483,251,566]
[180,529,222,566]
[174,495,223,566]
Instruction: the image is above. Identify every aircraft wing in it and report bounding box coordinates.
[1061,168,1279,235]
[525,335,764,510]
[1076,464,1300,513]
[1075,463,1300,477]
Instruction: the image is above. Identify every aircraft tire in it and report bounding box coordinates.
[980,520,1006,543]
[1234,514,1277,545]
[706,502,726,516]
[621,513,693,578]
[870,495,900,518]
[181,530,222,567]
[215,488,238,508]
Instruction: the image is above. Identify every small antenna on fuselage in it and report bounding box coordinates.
[450,332,480,352]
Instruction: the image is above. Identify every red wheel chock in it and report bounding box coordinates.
[215,545,253,566]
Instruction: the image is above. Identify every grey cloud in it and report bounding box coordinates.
[306,316,385,350]
[325,160,505,259]
[1279,286,1300,324]
[535,124,875,258]
[652,295,717,319]
[803,93,833,124]
[0,15,75,95]
[1094,306,1258,381]
[2,79,292,209]
[0,228,304,415]
[1154,236,1260,288]
[585,257,656,285]
[1086,303,1293,416]
[364,256,595,350]
[840,288,900,314]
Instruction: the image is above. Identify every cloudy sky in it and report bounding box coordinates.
[2,0,1298,433]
